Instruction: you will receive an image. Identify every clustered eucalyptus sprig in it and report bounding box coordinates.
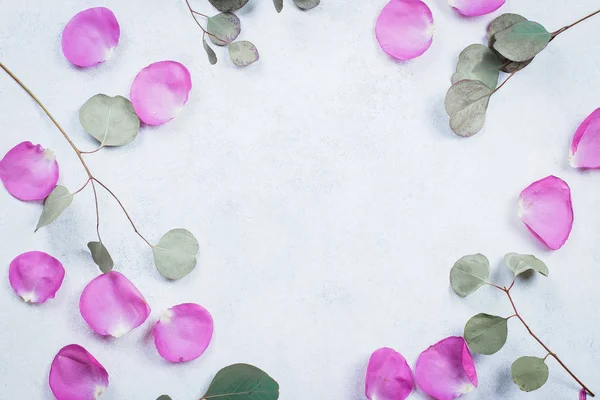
[450,253,595,397]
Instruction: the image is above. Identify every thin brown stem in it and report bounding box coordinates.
[90,180,102,241]
[80,145,105,155]
[491,67,520,95]
[184,0,227,44]
[73,178,91,195]
[552,8,600,39]
[192,10,208,18]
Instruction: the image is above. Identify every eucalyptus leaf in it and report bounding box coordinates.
[202,364,279,400]
[493,21,551,62]
[203,38,218,65]
[229,41,260,67]
[208,0,249,12]
[35,185,73,231]
[511,356,549,392]
[487,13,528,44]
[293,0,320,10]
[87,241,114,273]
[157,396,172,400]
[498,57,532,73]
[464,313,508,355]
[207,13,241,46]
[445,79,492,137]
[452,44,503,90]
[504,253,548,277]
[273,0,283,12]
[450,253,490,298]
[79,94,140,147]
[152,228,199,280]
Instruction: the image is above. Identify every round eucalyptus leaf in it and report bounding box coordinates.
[157,396,172,400]
[229,41,260,67]
[87,241,114,274]
[450,253,490,297]
[35,185,73,232]
[202,364,279,400]
[293,0,320,10]
[498,57,532,73]
[452,44,503,90]
[492,21,551,62]
[487,13,528,45]
[207,13,241,46]
[445,80,492,137]
[511,356,549,392]
[152,228,199,280]
[504,253,548,277]
[464,313,508,355]
[79,94,140,147]
[208,0,249,12]
[203,38,218,65]
[273,0,283,12]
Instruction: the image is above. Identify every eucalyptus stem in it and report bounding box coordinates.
[551,8,600,39]
[184,0,226,44]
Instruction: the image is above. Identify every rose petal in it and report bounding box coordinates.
[0,141,59,201]
[8,251,65,303]
[570,108,600,169]
[415,336,478,400]
[449,0,505,17]
[365,347,414,400]
[61,7,120,67]
[375,0,434,61]
[518,175,573,250]
[129,61,192,125]
[79,271,150,337]
[49,344,109,400]
[581,389,587,400]
[152,303,214,363]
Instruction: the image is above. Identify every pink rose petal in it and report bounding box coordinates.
[570,108,600,169]
[0,141,59,201]
[449,0,505,17]
[61,7,120,67]
[365,347,414,400]
[8,251,65,303]
[375,0,434,61]
[518,175,573,250]
[79,271,150,338]
[581,389,587,400]
[152,303,214,363]
[129,61,192,125]
[415,336,478,400]
[49,344,109,400]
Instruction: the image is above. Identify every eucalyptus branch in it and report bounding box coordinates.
[184,0,227,45]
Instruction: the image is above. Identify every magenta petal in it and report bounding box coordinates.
[570,108,600,169]
[365,347,414,400]
[129,61,192,125]
[0,141,59,201]
[8,251,65,303]
[79,271,150,337]
[50,344,109,400]
[152,303,214,363]
[415,336,478,400]
[375,0,434,61]
[449,0,505,16]
[518,175,574,250]
[61,7,120,67]
[581,389,587,400]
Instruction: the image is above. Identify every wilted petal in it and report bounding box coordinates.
[375,0,434,61]
[0,141,59,201]
[61,7,120,67]
[449,0,505,16]
[79,271,150,337]
[152,303,214,363]
[49,344,109,400]
[129,61,192,125]
[8,251,65,303]
[570,108,600,169]
[415,336,478,400]
[365,347,413,400]
[518,175,573,250]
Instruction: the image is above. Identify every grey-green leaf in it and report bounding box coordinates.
[208,0,249,12]
[203,38,218,65]
[293,0,320,10]
[445,79,492,137]
[35,185,73,231]
[504,253,548,277]
[487,13,528,45]
[79,94,140,147]
[492,21,551,62]
[152,229,199,280]
[157,396,172,400]
[511,356,549,392]
[87,241,114,273]
[464,313,508,355]
[273,0,283,12]
[229,41,260,67]
[450,253,490,297]
[207,13,241,46]
[452,44,503,90]
[202,364,279,400]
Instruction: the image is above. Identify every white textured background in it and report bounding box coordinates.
[1,0,599,399]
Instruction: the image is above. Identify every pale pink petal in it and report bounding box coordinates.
[518,175,573,250]
[415,336,478,400]
[79,271,150,338]
[0,141,59,201]
[129,61,192,125]
[8,251,65,303]
[50,344,109,400]
[375,0,434,61]
[365,347,414,400]
[61,7,120,67]
[580,389,587,400]
[152,303,214,363]
[449,0,505,17]
[570,108,600,169]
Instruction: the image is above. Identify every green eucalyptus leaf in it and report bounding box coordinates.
[492,21,551,62]
[498,57,532,73]
[207,13,241,46]
[464,313,508,355]
[79,94,140,147]
[35,185,73,231]
[203,38,218,65]
[511,356,549,392]
[450,253,490,298]
[293,0,320,10]
[445,79,492,137]
[487,13,528,44]
[157,396,172,400]
[504,253,548,277]
[208,0,249,12]
[87,241,114,273]
[452,44,503,90]
[152,228,199,280]
[273,0,283,12]
[202,364,279,400]
[229,41,260,67]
